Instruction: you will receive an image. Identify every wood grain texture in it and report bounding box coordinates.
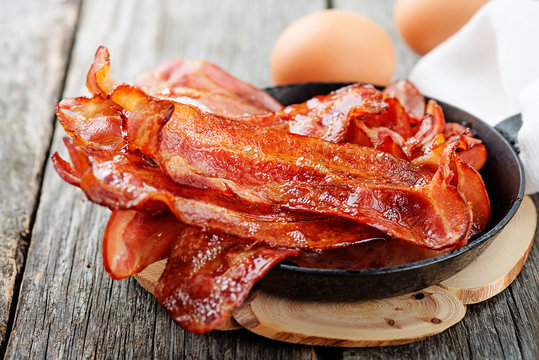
[5,0,333,359]
[0,0,80,351]
[232,287,466,347]
[334,0,420,80]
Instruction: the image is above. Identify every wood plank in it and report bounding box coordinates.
[335,0,420,80]
[5,0,333,359]
[0,0,80,352]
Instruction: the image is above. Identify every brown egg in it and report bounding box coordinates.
[271,10,396,86]
[394,0,490,55]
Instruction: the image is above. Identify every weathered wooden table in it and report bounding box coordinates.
[1,0,538,358]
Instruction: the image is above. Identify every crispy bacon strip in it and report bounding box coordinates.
[348,96,413,140]
[346,119,408,160]
[103,210,187,280]
[413,135,490,237]
[111,86,470,249]
[56,96,125,150]
[160,87,274,117]
[383,80,426,121]
[404,100,446,159]
[155,228,298,333]
[87,46,118,96]
[444,123,487,170]
[52,138,386,250]
[245,84,387,142]
[134,57,282,113]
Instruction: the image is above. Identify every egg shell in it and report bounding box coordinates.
[394,0,490,55]
[271,9,396,86]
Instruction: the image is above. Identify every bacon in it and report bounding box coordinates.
[111,86,471,249]
[134,57,282,113]
[155,228,298,333]
[102,206,385,279]
[103,210,187,280]
[160,87,275,117]
[349,96,413,139]
[56,96,125,150]
[412,135,490,237]
[244,84,387,142]
[52,138,386,250]
[86,46,118,96]
[403,100,447,159]
[52,48,491,335]
[383,79,426,121]
[444,123,487,170]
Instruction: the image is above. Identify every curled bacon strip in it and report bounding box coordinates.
[246,84,387,142]
[444,123,487,170]
[56,96,125,150]
[103,210,187,280]
[383,79,426,121]
[52,138,386,250]
[155,228,298,333]
[86,46,118,96]
[134,56,283,114]
[412,135,490,237]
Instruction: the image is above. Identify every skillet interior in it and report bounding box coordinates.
[259,83,525,301]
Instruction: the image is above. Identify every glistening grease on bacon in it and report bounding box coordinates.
[243,84,388,142]
[52,139,386,250]
[52,47,490,334]
[112,86,471,249]
[154,228,298,333]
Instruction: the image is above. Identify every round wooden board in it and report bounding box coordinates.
[232,286,466,347]
[134,195,536,345]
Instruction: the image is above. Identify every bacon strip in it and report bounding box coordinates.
[412,135,490,237]
[383,79,426,121]
[444,123,487,170]
[244,84,387,142]
[86,46,118,96]
[56,96,125,150]
[110,86,470,249]
[52,138,386,250]
[155,228,298,333]
[103,210,187,280]
[134,56,282,114]
[160,87,274,117]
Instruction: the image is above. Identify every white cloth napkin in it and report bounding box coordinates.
[409,0,539,194]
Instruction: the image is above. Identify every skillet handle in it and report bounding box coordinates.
[494,114,522,154]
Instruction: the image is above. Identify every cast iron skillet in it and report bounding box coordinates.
[257,82,525,301]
